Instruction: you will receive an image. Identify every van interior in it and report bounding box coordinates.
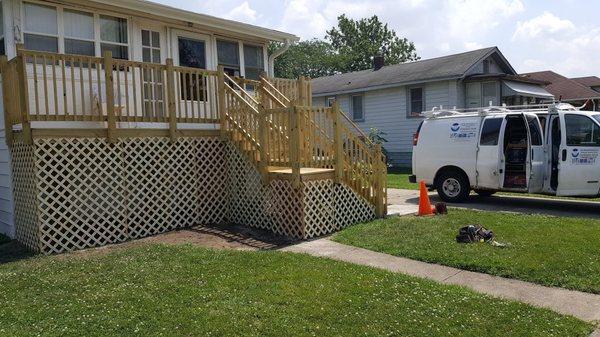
[502,116,528,189]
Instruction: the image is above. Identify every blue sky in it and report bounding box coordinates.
[154,0,600,78]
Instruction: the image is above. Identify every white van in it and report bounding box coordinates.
[410,103,600,202]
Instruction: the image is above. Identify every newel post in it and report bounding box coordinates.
[103,51,116,143]
[374,144,386,218]
[332,101,344,184]
[0,56,14,147]
[16,44,32,145]
[165,58,177,142]
[217,66,227,139]
[297,76,306,106]
[290,106,302,189]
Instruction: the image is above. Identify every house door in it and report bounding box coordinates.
[170,30,214,121]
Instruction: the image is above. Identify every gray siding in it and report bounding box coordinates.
[312,80,458,167]
[0,79,14,238]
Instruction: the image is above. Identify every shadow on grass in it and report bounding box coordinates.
[0,240,36,264]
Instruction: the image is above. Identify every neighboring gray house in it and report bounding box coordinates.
[312,47,554,167]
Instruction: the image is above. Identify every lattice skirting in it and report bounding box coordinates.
[226,143,375,239]
[11,136,375,253]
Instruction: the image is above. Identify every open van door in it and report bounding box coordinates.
[556,113,600,196]
[476,116,505,189]
[525,114,545,193]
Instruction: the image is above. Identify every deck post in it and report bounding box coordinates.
[290,106,301,189]
[166,58,177,142]
[374,144,386,218]
[16,44,32,145]
[0,56,14,147]
[297,76,306,106]
[217,66,227,139]
[258,106,269,184]
[332,101,344,184]
[103,51,116,143]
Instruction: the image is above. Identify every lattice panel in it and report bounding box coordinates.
[302,180,375,239]
[34,138,127,254]
[196,138,228,224]
[12,135,40,252]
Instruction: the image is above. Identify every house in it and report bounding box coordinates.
[571,76,600,93]
[521,71,600,111]
[0,0,386,253]
[311,47,554,167]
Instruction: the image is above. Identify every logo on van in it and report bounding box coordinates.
[572,149,580,158]
[451,123,461,132]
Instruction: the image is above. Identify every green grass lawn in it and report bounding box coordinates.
[387,169,418,190]
[334,209,600,294]
[0,244,592,336]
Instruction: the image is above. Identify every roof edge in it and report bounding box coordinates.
[313,75,462,97]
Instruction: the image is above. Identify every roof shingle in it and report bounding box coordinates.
[521,71,600,101]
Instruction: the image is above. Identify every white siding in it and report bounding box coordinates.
[0,78,15,238]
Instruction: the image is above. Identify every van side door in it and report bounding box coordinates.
[476,116,505,189]
[556,113,600,196]
[525,114,545,193]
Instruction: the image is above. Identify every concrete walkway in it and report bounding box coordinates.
[281,238,600,324]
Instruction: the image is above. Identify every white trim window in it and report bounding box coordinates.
[243,44,264,80]
[408,86,424,117]
[63,9,95,56]
[141,29,164,117]
[351,94,364,121]
[100,15,128,59]
[22,2,129,59]
[23,2,58,53]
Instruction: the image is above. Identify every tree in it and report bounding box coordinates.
[270,39,339,79]
[326,15,419,73]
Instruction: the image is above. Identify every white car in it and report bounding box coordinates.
[410,103,600,202]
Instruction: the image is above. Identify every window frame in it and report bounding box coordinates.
[22,1,59,53]
[242,42,265,81]
[21,0,130,59]
[216,38,241,77]
[479,117,504,146]
[564,113,600,147]
[407,86,425,118]
[326,97,336,107]
[351,93,365,122]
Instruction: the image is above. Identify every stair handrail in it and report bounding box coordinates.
[223,73,260,107]
[260,76,291,106]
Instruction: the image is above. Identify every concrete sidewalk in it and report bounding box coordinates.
[281,238,600,324]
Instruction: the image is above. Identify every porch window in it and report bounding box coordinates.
[351,94,364,121]
[243,45,263,80]
[100,15,128,59]
[408,87,424,117]
[482,82,498,106]
[23,2,58,53]
[217,40,240,77]
[64,10,95,56]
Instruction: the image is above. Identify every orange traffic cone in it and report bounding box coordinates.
[418,181,435,216]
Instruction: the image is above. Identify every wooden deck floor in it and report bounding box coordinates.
[267,166,335,182]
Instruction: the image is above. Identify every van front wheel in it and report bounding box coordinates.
[436,171,470,203]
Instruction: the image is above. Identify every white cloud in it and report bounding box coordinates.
[279,0,330,39]
[444,0,525,39]
[512,11,574,40]
[464,42,483,50]
[226,1,259,23]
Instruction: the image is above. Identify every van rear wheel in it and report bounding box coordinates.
[436,171,470,203]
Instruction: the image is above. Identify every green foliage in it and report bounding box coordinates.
[367,128,388,145]
[326,15,419,73]
[0,244,591,336]
[271,15,419,78]
[270,39,339,79]
[335,209,600,293]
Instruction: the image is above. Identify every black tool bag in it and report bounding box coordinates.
[456,224,494,243]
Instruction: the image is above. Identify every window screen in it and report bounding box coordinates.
[24,3,58,52]
[64,10,94,56]
[480,118,503,146]
[243,45,264,80]
[100,15,128,59]
[352,95,364,121]
[409,87,423,116]
[565,114,600,146]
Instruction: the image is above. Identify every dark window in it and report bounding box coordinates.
[351,95,364,121]
[178,38,207,101]
[409,87,424,116]
[526,115,543,146]
[538,116,547,137]
[565,114,600,146]
[243,45,264,80]
[326,97,335,107]
[480,118,503,146]
[217,40,240,77]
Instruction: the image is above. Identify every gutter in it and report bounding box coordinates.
[268,39,293,77]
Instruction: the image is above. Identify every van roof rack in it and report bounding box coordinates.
[421,102,579,119]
